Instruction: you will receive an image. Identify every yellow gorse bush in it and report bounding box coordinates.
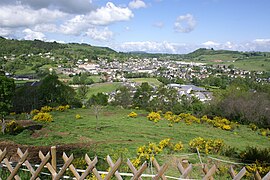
[132,138,184,168]
[128,111,138,118]
[189,137,224,154]
[147,111,161,123]
[33,112,53,122]
[40,106,53,112]
[30,109,40,115]
[75,114,82,119]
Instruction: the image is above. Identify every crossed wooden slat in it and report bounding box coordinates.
[202,164,217,180]
[127,159,148,180]
[151,158,168,180]
[177,160,193,179]
[1,147,270,180]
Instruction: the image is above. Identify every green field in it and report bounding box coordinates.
[87,82,122,97]
[1,106,270,178]
[128,78,162,86]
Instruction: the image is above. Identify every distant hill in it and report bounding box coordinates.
[185,48,241,58]
[0,37,116,58]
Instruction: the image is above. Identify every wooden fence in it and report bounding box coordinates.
[0,146,270,180]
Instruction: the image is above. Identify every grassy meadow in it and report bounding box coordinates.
[3,106,269,157]
[1,106,270,178]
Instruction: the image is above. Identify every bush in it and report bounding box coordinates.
[240,147,270,164]
[189,137,224,154]
[30,109,39,115]
[4,120,24,135]
[40,106,53,112]
[75,114,82,119]
[33,113,53,122]
[128,111,138,118]
[55,105,68,112]
[147,112,161,123]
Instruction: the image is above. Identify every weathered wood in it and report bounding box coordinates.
[54,153,74,180]
[262,171,270,180]
[39,151,57,177]
[233,167,246,180]
[202,164,216,180]
[0,148,7,162]
[107,155,123,180]
[51,146,57,171]
[8,149,28,180]
[152,158,167,180]
[153,164,168,180]
[85,154,102,180]
[229,166,236,178]
[178,163,192,179]
[30,151,50,180]
[127,159,147,180]
[63,153,80,179]
[255,170,262,180]
[79,156,98,180]
[104,158,122,180]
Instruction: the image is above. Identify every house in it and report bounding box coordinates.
[167,84,212,102]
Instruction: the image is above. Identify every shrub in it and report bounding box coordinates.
[147,112,161,123]
[240,147,270,164]
[30,109,39,115]
[4,120,24,135]
[128,112,138,118]
[189,137,224,154]
[55,105,68,112]
[133,138,184,168]
[249,123,258,131]
[75,114,82,119]
[179,113,200,125]
[40,106,53,112]
[33,113,53,122]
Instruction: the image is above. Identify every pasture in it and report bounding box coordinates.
[2,106,269,161]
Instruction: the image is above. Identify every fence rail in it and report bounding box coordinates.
[0,146,270,180]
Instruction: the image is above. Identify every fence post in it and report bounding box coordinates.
[51,146,57,171]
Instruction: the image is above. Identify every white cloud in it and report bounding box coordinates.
[0,28,12,37]
[153,22,164,28]
[174,13,196,33]
[0,5,66,28]
[116,41,193,54]
[0,0,95,14]
[86,27,113,41]
[254,39,270,45]
[23,28,45,40]
[202,41,220,47]
[61,2,133,35]
[34,24,58,33]
[87,2,134,25]
[129,0,147,9]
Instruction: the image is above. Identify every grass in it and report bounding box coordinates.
[128,78,162,86]
[2,106,270,178]
[87,82,122,97]
[3,107,269,153]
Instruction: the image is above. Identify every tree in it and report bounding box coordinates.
[112,86,133,108]
[0,73,15,134]
[77,85,89,105]
[38,74,80,107]
[133,82,153,109]
[88,93,108,106]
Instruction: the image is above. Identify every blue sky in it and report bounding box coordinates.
[0,0,270,53]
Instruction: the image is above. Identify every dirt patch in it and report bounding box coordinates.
[0,141,95,164]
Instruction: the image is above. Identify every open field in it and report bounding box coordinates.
[87,82,122,97]
[1,106,270,178]
[128,78,162,86]
[2,107,269,157]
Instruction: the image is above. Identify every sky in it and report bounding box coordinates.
[0,0,270,54]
